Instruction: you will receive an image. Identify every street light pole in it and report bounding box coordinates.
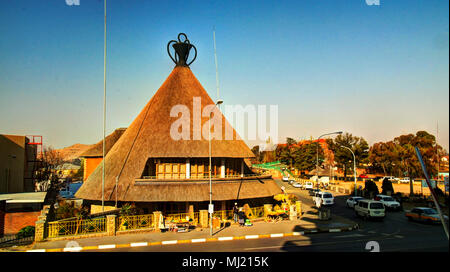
[316,131,343,188]
[209,99,223,236]
[341,146,356,196]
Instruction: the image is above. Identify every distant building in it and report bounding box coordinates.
[78,128,126,182]
[55,163,81,178]
[0,134,38,193]
[0,192,47,235]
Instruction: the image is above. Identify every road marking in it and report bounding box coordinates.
[161,240,178,245]
[245,235,259,239]
[270,233,284,238]
[130,242,148,247]
[63,247,83,252]
[98,244,116,249]
[218,236,233,241]
[293,232,304,236]
[394,235,404,238]
[310,230,318,233]
[83,245,99,250]
[191,238,206,243]
[27,249,46,252]
[329,229,342,233]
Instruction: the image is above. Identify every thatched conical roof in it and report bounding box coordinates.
[76,65,260,202]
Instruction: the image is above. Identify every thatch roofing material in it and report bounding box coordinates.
[79,128,126,158]
[129,177,281,202]
[76,66,259,202]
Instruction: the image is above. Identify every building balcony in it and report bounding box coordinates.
[135,174,272,183]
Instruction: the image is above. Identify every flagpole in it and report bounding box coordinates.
[213,27,220,108]
[102,0,107,212]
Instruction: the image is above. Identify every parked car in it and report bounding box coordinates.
[359,174,369,178]
[313,191,334,206]
[304,182,314,190]
[346,196,364,208]
[292,182,302,188]
[405,207,449,224]
[354,200,385,220]
[398,177,410,184]
[309,188,321,196]
[310,176,319,182]
[374,195,401,211]
[282,176,289,182]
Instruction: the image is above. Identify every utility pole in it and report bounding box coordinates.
[102,0,107,212]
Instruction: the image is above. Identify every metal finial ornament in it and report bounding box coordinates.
[167,33,197,67]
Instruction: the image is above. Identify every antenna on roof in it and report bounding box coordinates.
[213,26,221,108]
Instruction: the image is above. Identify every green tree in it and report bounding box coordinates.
[275,138,297,167]
[381,178,394,195]
[363,179,379,199]
[292,142,324,172]
[369,141,397,175]
[326,133,369,180]
[251,145,262,164]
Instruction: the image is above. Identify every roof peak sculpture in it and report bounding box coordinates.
[167,33,197,67]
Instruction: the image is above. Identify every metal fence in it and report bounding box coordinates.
[47,217,107,238]
[116,214,154,231]
[165,212,198,225]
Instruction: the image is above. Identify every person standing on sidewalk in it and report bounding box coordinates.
[233,203,239,223]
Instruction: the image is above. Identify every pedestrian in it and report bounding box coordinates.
[233,202,239,223]
[238,208,245,227]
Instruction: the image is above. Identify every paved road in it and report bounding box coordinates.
[87,180,448,252]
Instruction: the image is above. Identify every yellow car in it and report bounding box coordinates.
[405,207,448,224]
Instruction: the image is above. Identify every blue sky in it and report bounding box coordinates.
[0,0,448,150]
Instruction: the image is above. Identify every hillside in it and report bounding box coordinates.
[55,143,93,161]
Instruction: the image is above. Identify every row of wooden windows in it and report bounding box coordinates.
[142,158,242,179]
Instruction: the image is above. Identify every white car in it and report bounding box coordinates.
[282,176,289,182]
[304,182,314,190]
[313,191,334,207]
[398,177,410,184]
[292,182,302,188]
[310,176,319,182]
[354,200,385,220]
[346,196,364,208]
[374,195,401,210]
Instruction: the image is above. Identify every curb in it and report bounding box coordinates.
[26,223,359,252]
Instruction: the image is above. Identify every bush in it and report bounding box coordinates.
[381,178,394,195]
[363,179,379,199]
[17,226,35,239]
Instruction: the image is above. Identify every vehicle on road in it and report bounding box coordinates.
[309,188,321,196]
[304,182,314,190]
[405,207,449,224]
[310,175,318,182]
[359,174,368,178]
[292,182,302,188]
[313,191,334,206]
[346,196,364,208]
[398,177,410,184]
[354,200,385,220]
[374,195,401,211]
[282,176,289,182]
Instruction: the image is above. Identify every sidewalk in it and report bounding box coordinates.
[27,211,358,252]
